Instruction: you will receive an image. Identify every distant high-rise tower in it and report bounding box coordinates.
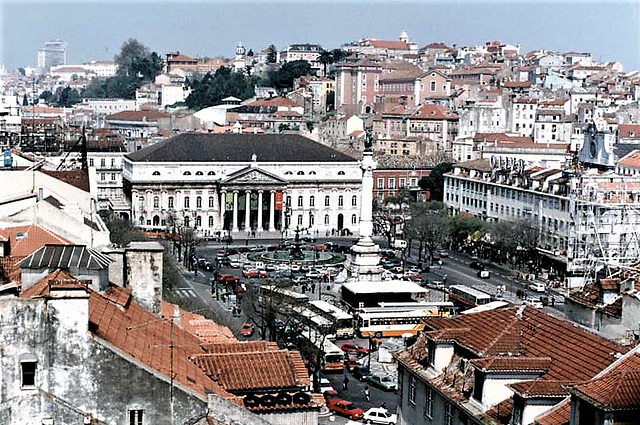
[36,40,67,68]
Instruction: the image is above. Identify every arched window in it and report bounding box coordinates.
[183,171,191,176]
[309,195,315,207]
[196,196,202,208]
[297,215,303,226]
[195,216,202,227]
[338,171,345,176]
[195,171,204,176]
[352,195,357,207]
[208,197,214,208]
[184,196,190,208]
[324,214,330,225]
[138,196,144,210]
[309,171,316,175]
[208,216,214,227]
[324,195,330,207]
[153,196,159,209]
[152,171,160,176]
[286,196,292,206]
[285,171,293,175]
[338,195,344,207]
[297,171,305,175]
[184,216,190,227]
[168,196,174,209]
[139,216,144,225]
[207,171,215,176]
[351,214,357,225]
[309,213,314,227]
[297,196,304,207]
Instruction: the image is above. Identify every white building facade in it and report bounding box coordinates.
[122,133,363,237]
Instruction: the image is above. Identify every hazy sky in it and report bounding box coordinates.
[1,0,639,71]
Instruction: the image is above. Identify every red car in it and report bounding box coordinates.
[240,322,255,337]
[218,274,240,284]
[242,269,267,278]
[327,398,364,420]
[340,343,369,356]
[345,353,362,371]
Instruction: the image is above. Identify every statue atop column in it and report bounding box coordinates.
[364,128,373,153]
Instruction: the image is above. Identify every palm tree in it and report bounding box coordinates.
[318,50,333,77]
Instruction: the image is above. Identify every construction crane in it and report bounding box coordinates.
[56,126,88,171]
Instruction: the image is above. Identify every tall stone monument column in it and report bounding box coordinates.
[349,130,383,281]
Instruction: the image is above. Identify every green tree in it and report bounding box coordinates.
[267,60,312,90]
[448,213,487,248]
[185,66,255,110]
[105,217,147,248]
[39,90,53,104]
[266,44,277,63]
[419,162,453,202]
[318,50,333,76]
[489,219,539,266]
[51,86,81,107]
[404,203,449,263]
[115,38,161,79]
[325,91,335,112]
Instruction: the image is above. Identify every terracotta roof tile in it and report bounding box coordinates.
[471,356,552,373]
[19,269,90,298]
[0,224,71,258]
[509,380,573,398]
[202,341,279,354]
[535,399,571,425]
[619,124,640,138]
[370,40,410,50]
[568,352,640,411]
[39,169,91,192]
[618,150,640,168]
[161,302,237,344]
[191,349,309,391]
[246,97,298,108]
[106,110,170,121]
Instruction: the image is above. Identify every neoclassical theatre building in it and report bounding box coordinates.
[122,133,363,237]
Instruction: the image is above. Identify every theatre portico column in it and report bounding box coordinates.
[232,191,239,232]
[244,190,251,232]
[257,191,264,232]
[268,190,275,231]
[219,190,226,231]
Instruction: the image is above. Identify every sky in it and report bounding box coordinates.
[1,0,639,72]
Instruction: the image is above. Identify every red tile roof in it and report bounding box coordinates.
[502,81,532,88]
[106,110,170,121]
[413,104,458,120]
[246,97,298,108]
[0,224,71,258]
[618,150,640,169]
[39,169,91,192]
[191,349,310,391]
[509,380,573,398]
[568,352,640,411]
[618,124,640,138]
[536,400,571,425]
[161,301,237,344]
[87,284,231,400]
[370,40,409,50]
[472,356,552,373]
[19,269,90,298]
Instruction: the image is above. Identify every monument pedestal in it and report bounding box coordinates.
[349,236,383,281]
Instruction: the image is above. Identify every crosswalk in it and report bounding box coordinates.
[172,287,199,299]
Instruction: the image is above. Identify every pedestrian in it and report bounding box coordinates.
[343,375,349,390]
[363,386,370,402]
[380,402,387,410]
[311,282,316,294]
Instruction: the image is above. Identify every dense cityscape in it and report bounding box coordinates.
[1,18,639,425]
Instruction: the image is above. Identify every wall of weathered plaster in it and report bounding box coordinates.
[125,242,163,315]
[0,294,208,425]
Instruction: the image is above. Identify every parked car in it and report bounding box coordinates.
[524,297,544,308]
[529,282,546,293]
[240,322,255,337]
[242,269,267,278]
[229,259,242,268]
[364,373,397,391]
[469,258,482,269]
[216,250,228,259]
[352,365,372,381]
[301,235,317,242]
[274,270,293,279]
[219,257,231,267]
[326,399,365,420]
[306,269,322,279]
[340,343,368,356]
[265,263,277,272]
[363,407,398,425]
[318,377,334,394]
[477,269,491,279]
[290,264,301,272]
[217,274,239,284]
[221,235,233,244]
[345,353,361,371]
[437,249,449,258]
[292,275,310,285]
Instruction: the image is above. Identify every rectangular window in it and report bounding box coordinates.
[388,178,396,189]
[21,361,36,387]
[129,409,144,425]
[399,178,406,188]
[408,374,416,405]
[100,158,105,167]
[424,387,434,418]
[89,158,94,167]
[445,403,453,425]
[377,178,384,189]
[100,173,105,181]
[111,173,116,180]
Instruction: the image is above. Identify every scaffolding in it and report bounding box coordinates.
[567,173,640,285]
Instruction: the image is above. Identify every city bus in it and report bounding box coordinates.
[309,300,355,339]
[356,302,454,338]
[448,285,491,308]
[298,328,345,373]
[292,305,336,338]
[259,285,309,305]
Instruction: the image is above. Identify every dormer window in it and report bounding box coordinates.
[338,171,345,175]
[285,171,293,175]
[183,171,191,176]
[21,360,36,388]
[195,171,203,176]
[297,171,305,175]
[152,171,160,176]
[207,171,216,176]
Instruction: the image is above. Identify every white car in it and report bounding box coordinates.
[363,407,397,424]
[229,260,241,268]
[318,378,333,394]
[524,297,544,308]
[290,264,301,272]
[529,282,546,292]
